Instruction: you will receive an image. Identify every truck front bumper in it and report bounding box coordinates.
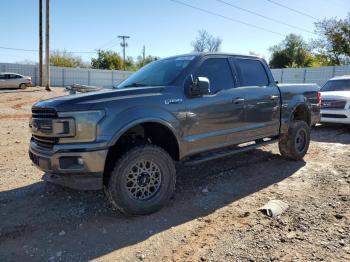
[29,140,108,190]
[321,109,350,124]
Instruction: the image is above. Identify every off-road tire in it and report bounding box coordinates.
[105,144,176,216]
[278,120,310,160]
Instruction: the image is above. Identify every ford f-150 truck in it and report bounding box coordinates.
[29,53,320,215]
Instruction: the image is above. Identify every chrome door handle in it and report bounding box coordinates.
[233,97,245,104]
[270,95,279,100]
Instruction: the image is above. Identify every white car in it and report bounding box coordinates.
[320,75,350,124]
[0,72,32,89]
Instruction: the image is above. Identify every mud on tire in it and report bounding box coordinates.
[279,120,310,161]
[105,144,176,215]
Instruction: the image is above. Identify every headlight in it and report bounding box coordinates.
[57,110,105,143]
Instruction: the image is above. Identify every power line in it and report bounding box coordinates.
[215,0,315,35]
[0,46,38,52]
[266,0,318,20]
[0,46,97,54]
[96,36,120,50]
[169,0,285,37]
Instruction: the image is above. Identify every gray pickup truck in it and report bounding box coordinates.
[29,53,320,215]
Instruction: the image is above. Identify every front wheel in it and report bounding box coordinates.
[278,120,310,160]
[19,83,27,89]
[105,144,176,215]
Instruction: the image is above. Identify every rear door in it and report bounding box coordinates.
[231,58,280,138]
[0,74,7,88]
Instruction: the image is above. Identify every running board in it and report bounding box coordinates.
[182,138,278,166]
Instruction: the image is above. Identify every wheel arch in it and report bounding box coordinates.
[291,103,311,126]
[104,118,181,185]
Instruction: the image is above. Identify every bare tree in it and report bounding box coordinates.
[191,29,222,52]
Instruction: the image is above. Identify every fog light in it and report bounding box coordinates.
[59,156,84,170]
[77,157,84,165]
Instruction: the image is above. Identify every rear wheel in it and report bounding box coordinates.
[105,144,176,215]
[19,83,27,89]
[278,120,310,160]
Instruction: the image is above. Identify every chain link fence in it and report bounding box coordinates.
[1,62,350,88]
[0,63,132,88]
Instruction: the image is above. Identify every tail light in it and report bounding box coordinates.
[317,91,321,106]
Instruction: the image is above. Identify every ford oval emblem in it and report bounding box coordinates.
[32,121,39,132]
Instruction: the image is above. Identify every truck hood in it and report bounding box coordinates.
[320,91,350,100]
[33,86,165,111]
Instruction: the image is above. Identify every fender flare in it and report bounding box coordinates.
[290,102,311,125]
[108,117,183,158]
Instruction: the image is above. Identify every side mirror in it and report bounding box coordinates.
[189,76,210,97]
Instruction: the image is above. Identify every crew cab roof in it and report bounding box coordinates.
[329,75,350,81]
[166,52,262,61]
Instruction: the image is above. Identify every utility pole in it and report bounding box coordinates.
[39,0,43,87]
[142,45,145,64]
[45,0,51,91]
[118,35,130,71]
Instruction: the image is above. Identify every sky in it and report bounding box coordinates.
[0,0,349,64]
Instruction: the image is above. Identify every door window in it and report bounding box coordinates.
[195,58,234,94]
[235,59,269,87]
[0,74,7,79]
[9,74,22,79]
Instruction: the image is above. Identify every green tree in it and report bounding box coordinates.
[50,49,84,67]
[191,29,222,52]
[124,56,137,71]
[313,14,350,65]
[136,55,159,69]
[269,34,314,68]
[269,50,291,69]
[91,50,123,70]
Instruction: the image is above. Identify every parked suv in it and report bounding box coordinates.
[29,53,320,215]
[0,72,32,89]
[320,75,350,124]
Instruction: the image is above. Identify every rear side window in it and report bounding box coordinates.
[10,74,22,79]
[195,58,234,94]
[235,59,269,87]
[0,74,6,79]
[321,80,350,92]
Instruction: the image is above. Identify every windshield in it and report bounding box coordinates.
[321,79,350,92]
[117,56,195,88]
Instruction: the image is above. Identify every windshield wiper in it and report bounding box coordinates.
[122,82,148,88]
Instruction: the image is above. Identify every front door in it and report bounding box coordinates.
[184,57,246,155]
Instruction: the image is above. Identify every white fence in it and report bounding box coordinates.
[1,62,350,88]
[0,63,132,88]
[271,65,350,86]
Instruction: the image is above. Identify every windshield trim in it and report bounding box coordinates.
[116,55,197,89]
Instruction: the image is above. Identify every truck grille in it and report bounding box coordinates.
[321,114,347,119]
[32,107,57,118]
[29,151,40,165]
[32,135,58,148]
[31,107,58,148]
[321,100,346,109]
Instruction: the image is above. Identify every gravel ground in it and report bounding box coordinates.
[0,87,349,261]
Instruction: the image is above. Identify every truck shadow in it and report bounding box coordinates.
[0,87,42,94]
[311,124,350,144]
[0,148,305,261]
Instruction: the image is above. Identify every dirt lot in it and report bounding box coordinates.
[0,87,349,261]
